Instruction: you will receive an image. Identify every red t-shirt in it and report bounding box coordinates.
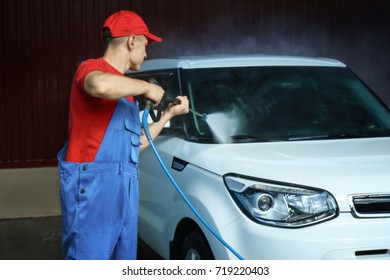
[66,58,134,162]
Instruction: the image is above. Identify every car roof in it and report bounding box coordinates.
[136,54,346,72]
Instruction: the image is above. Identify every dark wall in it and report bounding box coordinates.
[0,0,134,167]
[1,0,389,167]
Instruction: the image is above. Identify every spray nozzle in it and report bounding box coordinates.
[190,110,208,121]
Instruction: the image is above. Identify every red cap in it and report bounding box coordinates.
[102,10,162,43]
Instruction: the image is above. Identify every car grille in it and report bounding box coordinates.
[348,194,390,218]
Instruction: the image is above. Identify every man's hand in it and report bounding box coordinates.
[144,83,164,107]
[165,96,190,117]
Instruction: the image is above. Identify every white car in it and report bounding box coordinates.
[127,55,390,260]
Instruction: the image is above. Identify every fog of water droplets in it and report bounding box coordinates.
[205,112,240,143]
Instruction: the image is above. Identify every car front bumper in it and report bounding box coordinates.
[209,212,390,260]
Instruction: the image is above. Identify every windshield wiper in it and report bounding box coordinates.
[328,129,390,139]
[230,135,284,143]
[288,129,390,141]
[288,135,331,141]
[229,135,257,143]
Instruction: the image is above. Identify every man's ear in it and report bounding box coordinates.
[127,35,136,50]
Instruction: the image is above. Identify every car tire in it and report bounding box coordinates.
[179,231,214,260]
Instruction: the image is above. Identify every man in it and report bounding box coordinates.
[57,10,189,260]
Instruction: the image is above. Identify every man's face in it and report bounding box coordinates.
[129,35,148,71]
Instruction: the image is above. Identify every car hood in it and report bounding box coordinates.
[175,137,390,211]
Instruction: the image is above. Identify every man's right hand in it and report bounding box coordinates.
[145,82,164,107]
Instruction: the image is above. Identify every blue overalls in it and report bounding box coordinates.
[57,98,141,260]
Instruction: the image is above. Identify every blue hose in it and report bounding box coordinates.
[142,108,244,260]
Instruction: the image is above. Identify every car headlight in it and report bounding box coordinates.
[224,174,339,228]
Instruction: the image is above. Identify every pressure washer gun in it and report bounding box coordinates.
[146,78,207,122]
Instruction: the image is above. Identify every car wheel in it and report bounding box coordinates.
[179,231,214,260]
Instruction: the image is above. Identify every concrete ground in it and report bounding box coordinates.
[0,216,160,260]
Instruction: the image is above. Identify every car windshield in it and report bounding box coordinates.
[181,66,390,143]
